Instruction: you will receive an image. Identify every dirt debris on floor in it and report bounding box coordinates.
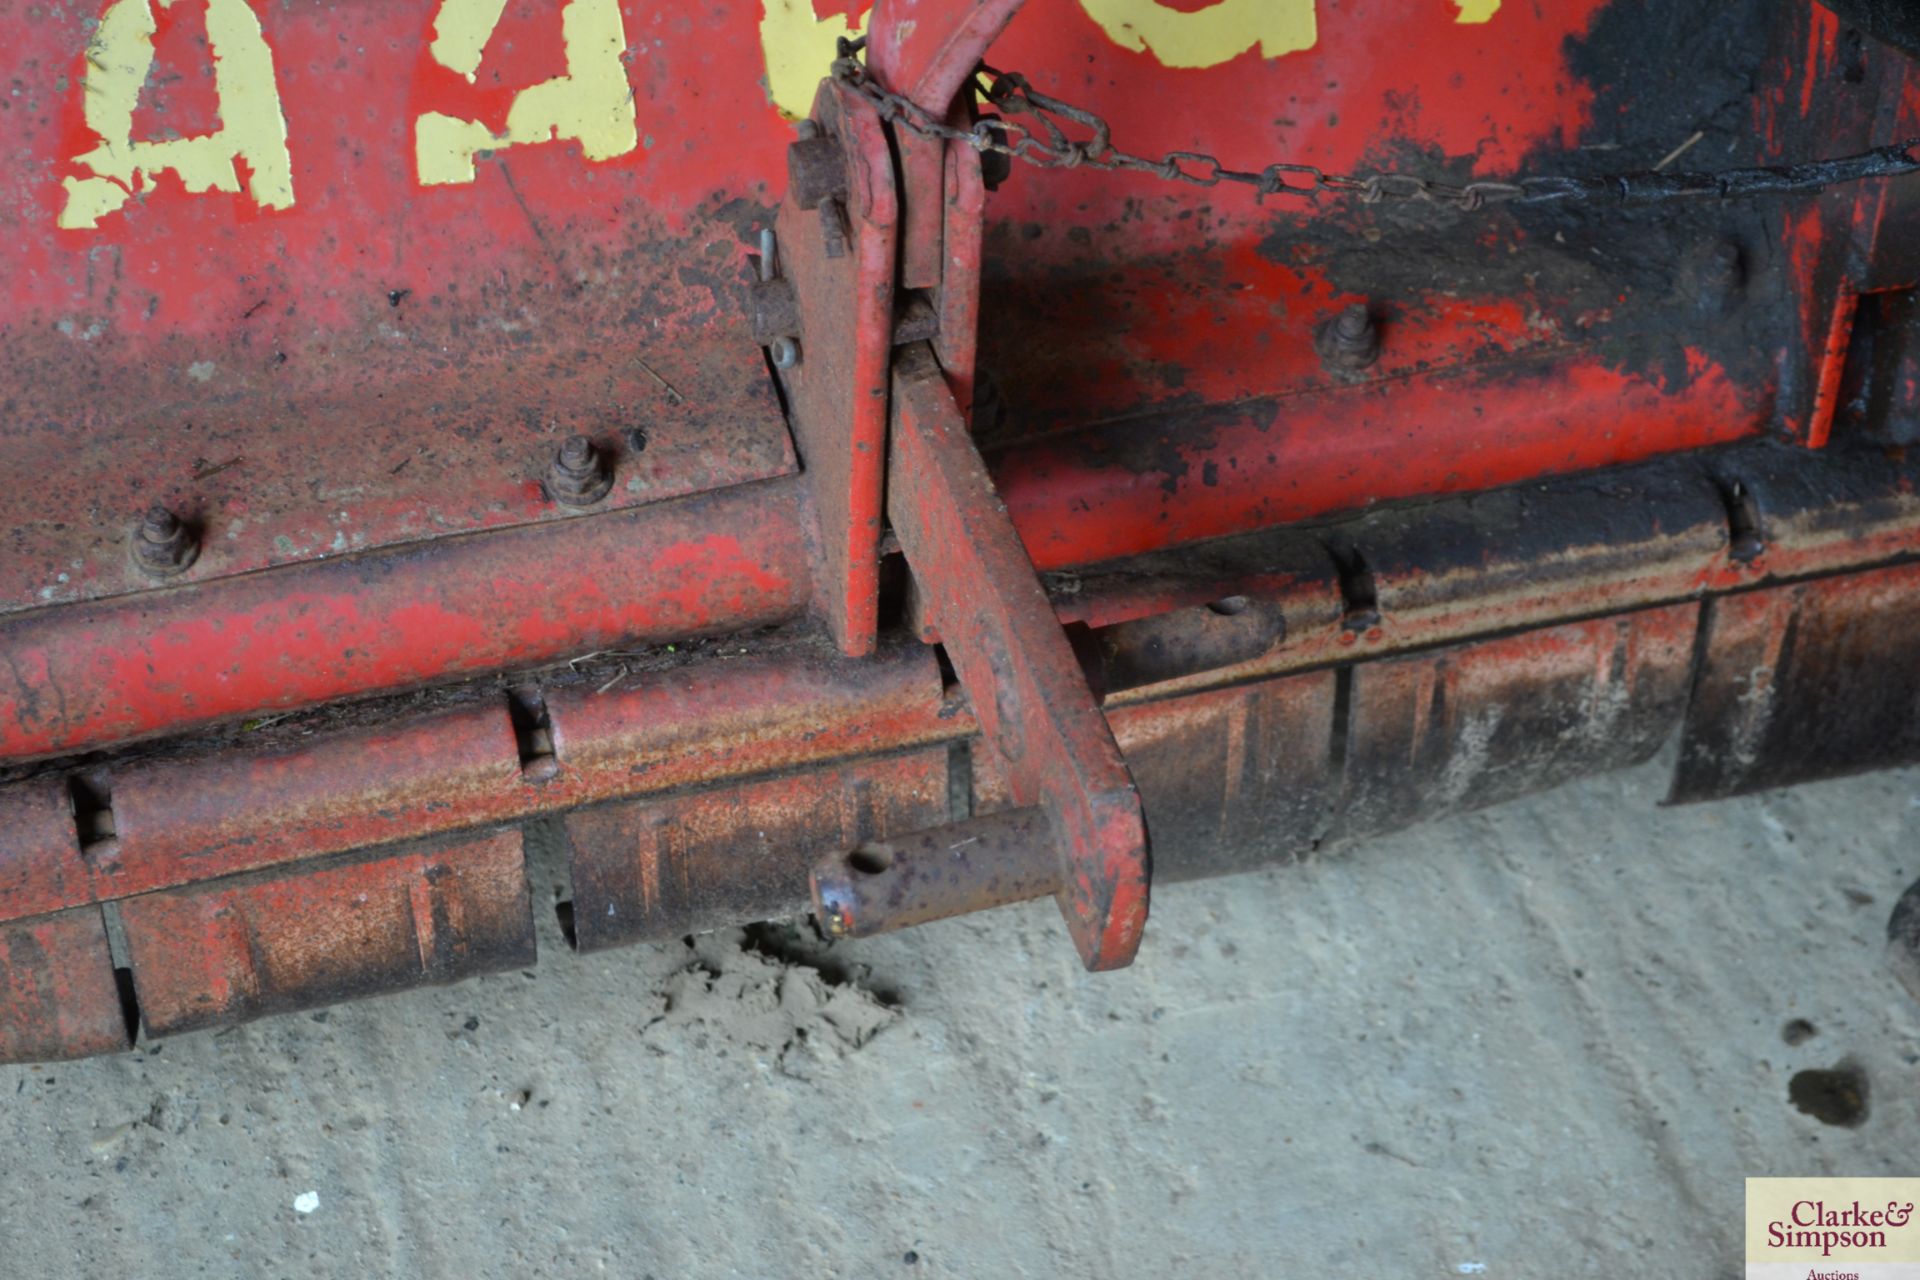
[1,755,1917,1277]
[639,928,898,1079]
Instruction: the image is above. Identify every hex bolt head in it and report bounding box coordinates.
[130,503,198,578]
[770,335,802,370]
[547,434,614,508]
[1316,302,1381,372]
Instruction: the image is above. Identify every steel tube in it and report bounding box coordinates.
[0,475,816,763]
[812,806,1060,939]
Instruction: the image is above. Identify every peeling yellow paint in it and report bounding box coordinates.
[59,0,294,230]
[760,0,868,120]
[1453,0,1500,24]
[416,0,637,187]
[1076,0,1317,70]
[428,0,512,82]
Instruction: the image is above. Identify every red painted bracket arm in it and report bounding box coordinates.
[865,0,1027,291]
[867,0,1028,111]
[886,343,1151,970]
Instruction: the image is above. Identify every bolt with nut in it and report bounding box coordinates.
[547,434,614,508]
[1316,302,1382,372]
[131,504,198,578]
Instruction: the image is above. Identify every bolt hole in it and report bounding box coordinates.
[625,426,649,454]
[1781,1018,1818,1046]
[555,901,577,950]
[68,770,117,854]
[507,687,559,780]
[1788,1063,1869,1127]
[848,844,894,875]
[1206,595,1250,617]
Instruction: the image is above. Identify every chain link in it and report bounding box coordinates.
[829,41,1920,212]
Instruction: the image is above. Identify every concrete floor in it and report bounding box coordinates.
[2,753,1916,1278]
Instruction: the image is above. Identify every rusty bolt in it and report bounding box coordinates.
[130,504,198,578]
[1316,303,1381,372]
[547,434,614,508]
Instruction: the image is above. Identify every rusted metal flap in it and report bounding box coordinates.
[1334,604,1700,844]
[1111,675,1339,881]
[1671,561,1920,802]
[119,829,533,1039]
[0,908,131,1064]
[103,704,524,904]
[980,606,1698,871]
[563,751,948,952]
[0,778,92,925]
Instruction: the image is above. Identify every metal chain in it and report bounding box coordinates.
[830,41,1920,211]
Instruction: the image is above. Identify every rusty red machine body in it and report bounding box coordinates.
[0,0,1917,1061]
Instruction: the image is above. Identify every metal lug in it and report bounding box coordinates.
[787,135,849,211]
